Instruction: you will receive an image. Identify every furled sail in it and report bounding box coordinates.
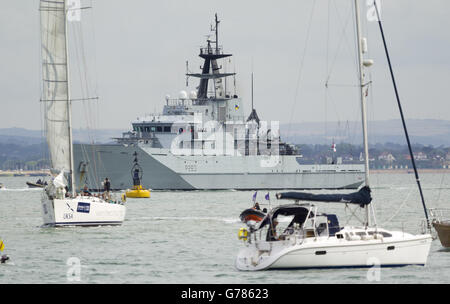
[40,0,71,173]
[276,186,372,206]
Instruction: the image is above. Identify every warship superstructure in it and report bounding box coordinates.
[74,15,365,191]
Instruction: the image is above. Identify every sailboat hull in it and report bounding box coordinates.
[235,232,432,271]
[41,194,126,227]
[433,221,450,247]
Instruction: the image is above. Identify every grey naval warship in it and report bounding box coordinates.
[74,15,365,191]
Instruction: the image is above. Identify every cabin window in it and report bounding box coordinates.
[145,127,150,132]
[151,126,156,132]
[164,126,171,132]
[156,126,163,132]
[336,234,343,239]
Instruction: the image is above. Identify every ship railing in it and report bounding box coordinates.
[166,96,237,107]
[429,208,450,223]
[200,46,223,55]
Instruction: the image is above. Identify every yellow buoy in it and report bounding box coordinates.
[238,228,248,241]
[125,184,151,198]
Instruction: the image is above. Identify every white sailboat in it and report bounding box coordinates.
[235,0,432,271]
[39,0,126,226]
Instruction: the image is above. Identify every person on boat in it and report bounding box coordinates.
[103,178,111,199]
[262,208,268,213]
[82,185,91,196]
[37,179,42,185]
[104,178,111,191]
[253,202,261,210]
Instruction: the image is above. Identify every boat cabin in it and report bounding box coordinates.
[254,204,341,241]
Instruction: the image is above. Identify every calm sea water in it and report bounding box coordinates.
[0,173,449,284]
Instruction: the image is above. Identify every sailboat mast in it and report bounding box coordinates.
[354,0,370,227]
[63,1,76,195]
[251,72,254,111]
[215,13,219,54]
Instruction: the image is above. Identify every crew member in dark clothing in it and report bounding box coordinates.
[103,178,111,199]
[104,178,111,192]
[133,169,140,186]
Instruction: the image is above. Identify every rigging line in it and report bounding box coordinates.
[343,204,364,226]
[374,2,431,230]
[76,16,99,170]
[436,167,446,204]
[380,190,413,226]
[70,14,101,190]
[76,21,96,135]
[324,0,331,144]
[325,3,360,146]
[351,2,361,86]
[325,1,354,84]
[287,0,316,136]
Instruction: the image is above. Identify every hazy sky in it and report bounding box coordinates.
[1,0,450,131]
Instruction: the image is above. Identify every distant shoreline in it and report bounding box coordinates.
[0,170,50,177]
[371,169,450,174]
[1,168,449,177]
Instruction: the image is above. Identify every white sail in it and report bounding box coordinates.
[40,0,71,174]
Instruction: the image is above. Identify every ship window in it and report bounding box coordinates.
[145,127,150,132]
[156,126,162,132]
[164,126,171,132]
[151,126,156,132]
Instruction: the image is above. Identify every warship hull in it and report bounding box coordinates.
[73,144,365,191]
